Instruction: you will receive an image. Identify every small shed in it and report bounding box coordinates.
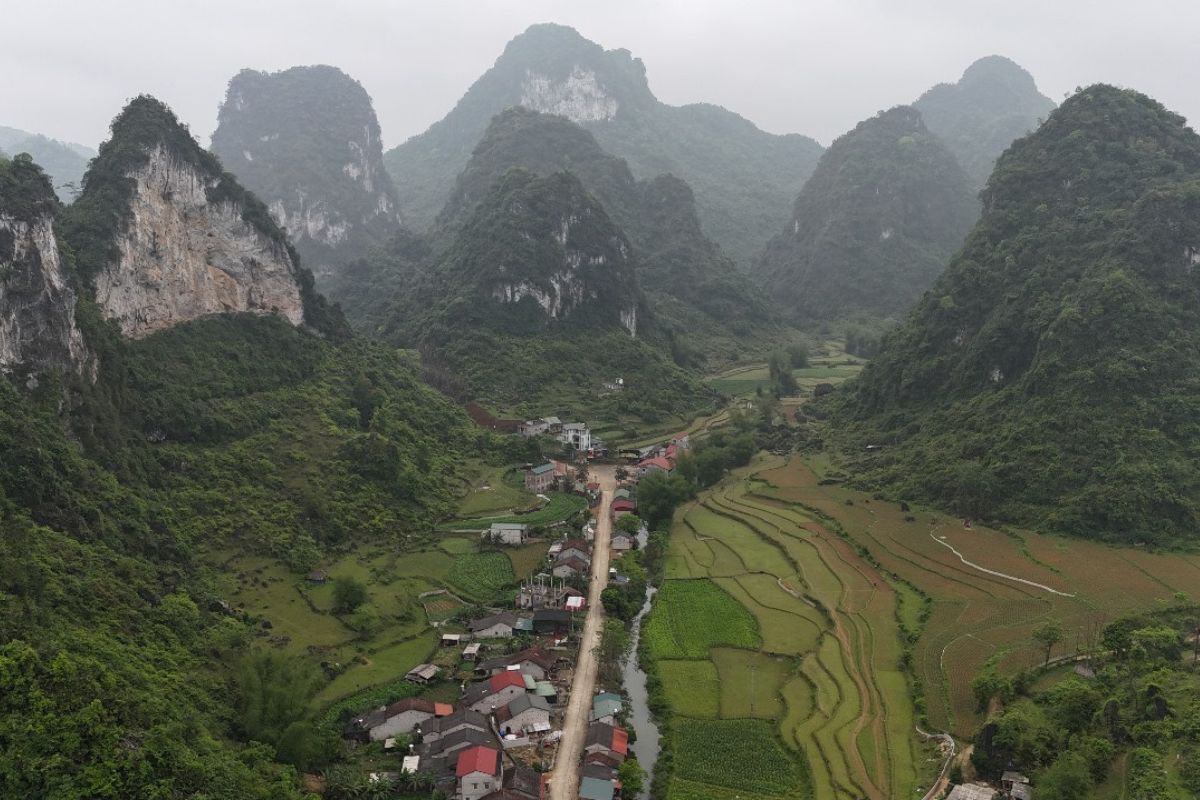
[305,569,328,584]
[405,663,440,684]
[401,755,420,773]
[462,643,482,662]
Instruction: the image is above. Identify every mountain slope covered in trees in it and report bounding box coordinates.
[832,85,1200,546]
[383,23,824,265]
[0,99,485,798]
[210,66,402,284]
[754,106,977,323]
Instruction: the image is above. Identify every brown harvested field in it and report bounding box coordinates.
[753,456,1198,737]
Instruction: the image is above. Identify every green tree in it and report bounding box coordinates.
[637,472,693,527]
[618,758,646,798]
[235,650,320,746]
[616,513,642,535]
[1035,751,1092,800]
[333,576,368,613]
[1033,620,1065,665]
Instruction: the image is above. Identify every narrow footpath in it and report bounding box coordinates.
[549,465,616,800]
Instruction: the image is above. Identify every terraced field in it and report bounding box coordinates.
[648,448,1200,800]
[753,457,1200,740]
[648,456,928,800]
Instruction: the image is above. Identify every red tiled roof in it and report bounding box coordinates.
[611,499,635,512]
[638,456,673,471]
[456,745,500,777]
[665,444,678,459]
[674,431,689,439]
[488,671,527,692]
[612,726,629,755]
[434,703,454,717]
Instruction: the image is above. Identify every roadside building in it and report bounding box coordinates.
[532,609,571,636]
[579,775,617,800]
[591,692,623,723]
[558,422,592,453]
[610,533,635,551]
[552,557,588,579]
[583,722,629,764]
[494,693,552,737]
[474,646,556,681]
[558,540,591,563]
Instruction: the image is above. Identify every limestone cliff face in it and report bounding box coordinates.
[0,156,87,374]
[211,66,401,280]
[519,66,619,123]
[93,145,303,339]
[0,210,87,372]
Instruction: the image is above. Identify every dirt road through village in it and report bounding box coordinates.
[549,465,616,800]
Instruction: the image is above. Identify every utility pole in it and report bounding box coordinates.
[750,663,757,717]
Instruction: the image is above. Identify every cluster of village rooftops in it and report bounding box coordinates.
[331,427,694,799]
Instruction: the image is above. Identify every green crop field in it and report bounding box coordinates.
[506,540,551,579]
[643,578,760,660]
[446,552,517,602]
[456,464,535,517]
[657,660,721,718]
[670,718,810,799]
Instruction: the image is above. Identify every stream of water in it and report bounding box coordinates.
[620,576,660,798]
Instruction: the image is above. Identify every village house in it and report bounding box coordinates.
[495,693,552,737]
[456,746,502,800]
[479,763,546,800]
[470,612,520,639]
[474,646,556,681]
[524,462,556,493]
[366,697,448,741]
[533,609,572,636]
[636,455,674,478]
[584,722,629,764]
[558,422,592,453]
[464,670,528,714]
[419,726,497,763]
[946,784,998,800]
[591,692,622,723]
[610,532,635,551]
[486,522,528,546]
[558,539,591,563]
[1003,771,1033,800]
[406,663,440,684]
[671,431,691,451]
[579,775,617,800]
[417,708,490,743]
[305,569,328,584]
[518,417,559,437]
[552,556,589,579]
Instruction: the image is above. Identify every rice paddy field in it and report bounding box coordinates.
[646,449,1200,800]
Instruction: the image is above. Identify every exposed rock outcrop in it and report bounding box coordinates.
[0,154,87,374]
[211,66,401,282]
[66,96,313,340]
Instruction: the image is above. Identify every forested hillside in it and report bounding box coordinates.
[754,105,977,323]
[833,85,1200,546]
[0,100,486,798]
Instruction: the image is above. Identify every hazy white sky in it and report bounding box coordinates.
[4,0,1197,150]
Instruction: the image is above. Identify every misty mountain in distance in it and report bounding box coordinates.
[384,23,824,266]
[0,125,95,199]
[914,54,1057,188]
